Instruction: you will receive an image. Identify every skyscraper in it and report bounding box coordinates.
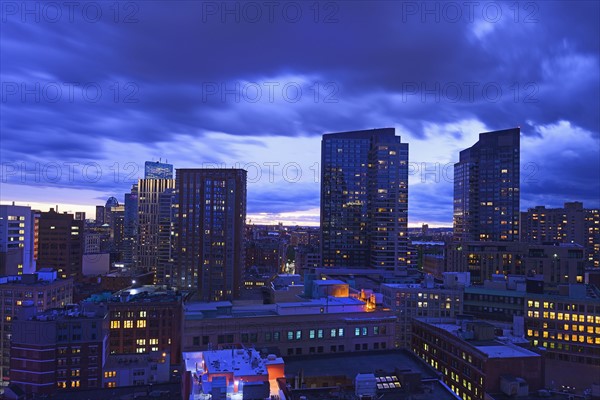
[320,128,409,274]
[175,169,246,301]
[137,179,176,274]
[145,161,174,179]
[453,128,520,242]
[123,184,139,267]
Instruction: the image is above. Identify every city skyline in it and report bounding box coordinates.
[1,1,599,227]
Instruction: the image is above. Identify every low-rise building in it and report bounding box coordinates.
[0,270,73,386]
[182,348,284,399]
[182,297,396,358]
[9,302,108,396]
[411,317,543,400]
[102,351,170,388]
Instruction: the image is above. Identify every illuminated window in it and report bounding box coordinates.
[124,320,133,329]
[136,320,146,328]
[110,321,120,329]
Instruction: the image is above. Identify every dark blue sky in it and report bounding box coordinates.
[1,1,599,225]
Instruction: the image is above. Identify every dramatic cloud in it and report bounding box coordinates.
[1,1,598,225]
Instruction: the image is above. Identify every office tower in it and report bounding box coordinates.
[320,128,408,273]
[74,212,86,221]
[521,201,600,268]
[175,169,246,301]
[156,188,177,285]
[37,209,84,280]
[0,270,73,385]
[144,161,173,179]
[0,204,36,275]
[123,185,139,267]
[136,179,176,274]
[453,128,520,242]
[104,197,119,225]
[95,205,105,226]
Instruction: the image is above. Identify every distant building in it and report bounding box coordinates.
[524,284,600,390]
[0,270,73,386]
[137,178,176,275]
[123,184,139,267]
[521,202,600,269]
[144,161,173,179]
[453,128,520,242]
[320,128,409,273]
[446,241,585,285]
[381,273,465,347]
[412,318,543,400]
[95,205,105,226]
[175,169,246,301]
[0,205,36,276]
[9,302,108,396]
[37,209,84,281]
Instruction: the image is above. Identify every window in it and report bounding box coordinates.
[137,320,146,328]
[309,330,315,339]
[287,331,294,341]
[124,320,133,329]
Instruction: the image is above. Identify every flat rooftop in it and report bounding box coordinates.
[433,323,539,358]
[285,350,460,400]
[183,349,282,378]
[284,350,440,379]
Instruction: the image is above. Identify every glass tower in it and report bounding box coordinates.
[321,128,408,274]
[453,128,520,242]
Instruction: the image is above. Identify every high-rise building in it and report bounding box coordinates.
[144,161,173,179]
[0,204,36,276]
[95,205,105,226]
[136,179,176,274]
[320,128,408,274]
[453,128,520,242]
[175,169,246,301]
[123,185,139,267]
[37,209,84,281]
[521,202,600,268]
[156,188,177,285]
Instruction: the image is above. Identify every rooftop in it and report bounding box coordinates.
[432,323,539,359]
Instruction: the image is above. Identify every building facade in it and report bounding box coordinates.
[521,202,600,269]
[9,302,108,395]
[446,241,585,285]
[136,178,176,274]
[381,277,464,348]
[105,287,184,366]
[182,299,396,357]
[0,271,73,386]
[453,128,520,242]
[175,169,247,301]
[0,205,36,276]
[412,318,543,400]
[37,209,84,281]
[321,128,409,273]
